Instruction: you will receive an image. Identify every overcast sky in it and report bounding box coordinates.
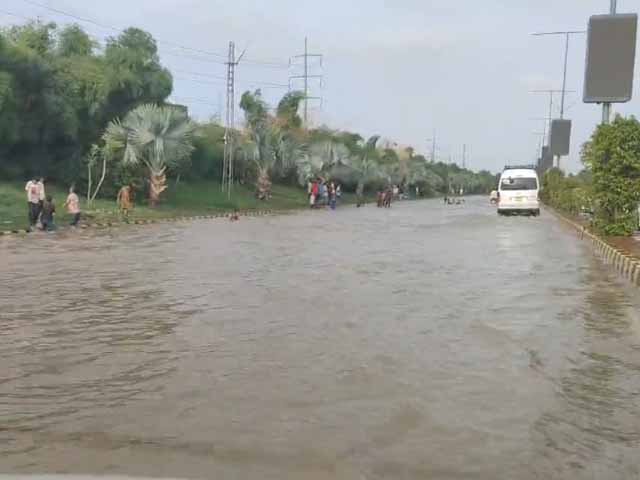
[2,0,639,173]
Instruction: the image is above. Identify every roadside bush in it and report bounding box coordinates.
[582,116,640,236]
[541,168,594,217]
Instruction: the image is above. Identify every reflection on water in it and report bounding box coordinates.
[1,199,639,479]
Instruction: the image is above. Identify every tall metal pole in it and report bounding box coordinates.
[560,33,570,119]
[541,91,553,149]
[223,41,236,197]
[602,0,617,124]
[431,130,437,163]
[462,144,467,169]
[303,37,308,127]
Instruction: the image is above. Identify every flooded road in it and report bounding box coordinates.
[1,197,639,479]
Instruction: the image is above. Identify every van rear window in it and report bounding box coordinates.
[500,177,538,191]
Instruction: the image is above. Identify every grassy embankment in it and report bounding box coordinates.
[0,181,319,230]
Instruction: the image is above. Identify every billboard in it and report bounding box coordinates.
[584,14,638,103]
[549,119,572,156]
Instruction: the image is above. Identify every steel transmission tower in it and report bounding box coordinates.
[222,41,246,198]
[289,37,323,127]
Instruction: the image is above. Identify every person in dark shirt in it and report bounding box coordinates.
[40,195,56,231]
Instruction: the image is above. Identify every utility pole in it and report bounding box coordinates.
[462,144,467,169]
[531,31,585,119]
[222,41,246,198]
[304,37,308,125]
[531,30,585,170]
[529,89,574,168]
[289,37,323,128]
[602,0,617,124]
[431,130,437,163]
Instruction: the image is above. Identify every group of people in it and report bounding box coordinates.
[308,179,342,210]
[25,178,81,231]
[443,196,465,205]
[376,185,401,208]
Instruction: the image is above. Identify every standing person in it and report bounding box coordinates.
[393,184,399,200]
[63,185,81,227]
[25,177,40,229]
[40,195,56,231]
[329,182,337,210]
[37,177,46,219]
[384,187,392,208]
[336,184,342,199]
[117,184,133,222]
[322,181,329,206]
[310,180,318,208]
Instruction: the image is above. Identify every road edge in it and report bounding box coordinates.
[546,207,640,288]
[0,209,278,236]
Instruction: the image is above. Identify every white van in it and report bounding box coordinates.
[497,166,540,216]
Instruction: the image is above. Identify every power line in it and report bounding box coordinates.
[173,69,288,88]
[17,0,289,67]
[0,8,31,21]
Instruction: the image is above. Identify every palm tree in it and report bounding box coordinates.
[103,104,196,206]
[343,135,382,204]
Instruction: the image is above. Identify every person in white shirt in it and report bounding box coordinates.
[25,178,40,228]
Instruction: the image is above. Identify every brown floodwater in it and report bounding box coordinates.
[1,198,639,479]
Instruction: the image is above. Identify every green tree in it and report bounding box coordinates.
[343,135,382,203]
[57,24,95,57]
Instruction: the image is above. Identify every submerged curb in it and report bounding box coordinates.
[0,209,278,237]
[547,207,640,288]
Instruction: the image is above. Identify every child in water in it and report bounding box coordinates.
[40,195,56,231]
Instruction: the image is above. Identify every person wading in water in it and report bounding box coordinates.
[117,184,133,223]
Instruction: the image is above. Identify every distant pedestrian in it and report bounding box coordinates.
[329,182,337,210]
[37,177,46,212]
[336,184,342,199]
[40,195,56,231]
[25,177,40,229]
[322,181,329,206]
[310,180,318,208]
[384,188,392,208]
[64,185,81,227]
[230,209,240,221]
[117,184,133,222]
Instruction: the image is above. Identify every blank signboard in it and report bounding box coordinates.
[550,119,572,156]
[584,14,638,103]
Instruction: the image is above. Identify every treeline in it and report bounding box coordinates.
[0,20,496,204]
[541,115,640,236]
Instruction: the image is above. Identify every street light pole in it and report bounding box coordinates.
[602,0,617,124]
[531,30,585,169]
[560,33,570,119]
